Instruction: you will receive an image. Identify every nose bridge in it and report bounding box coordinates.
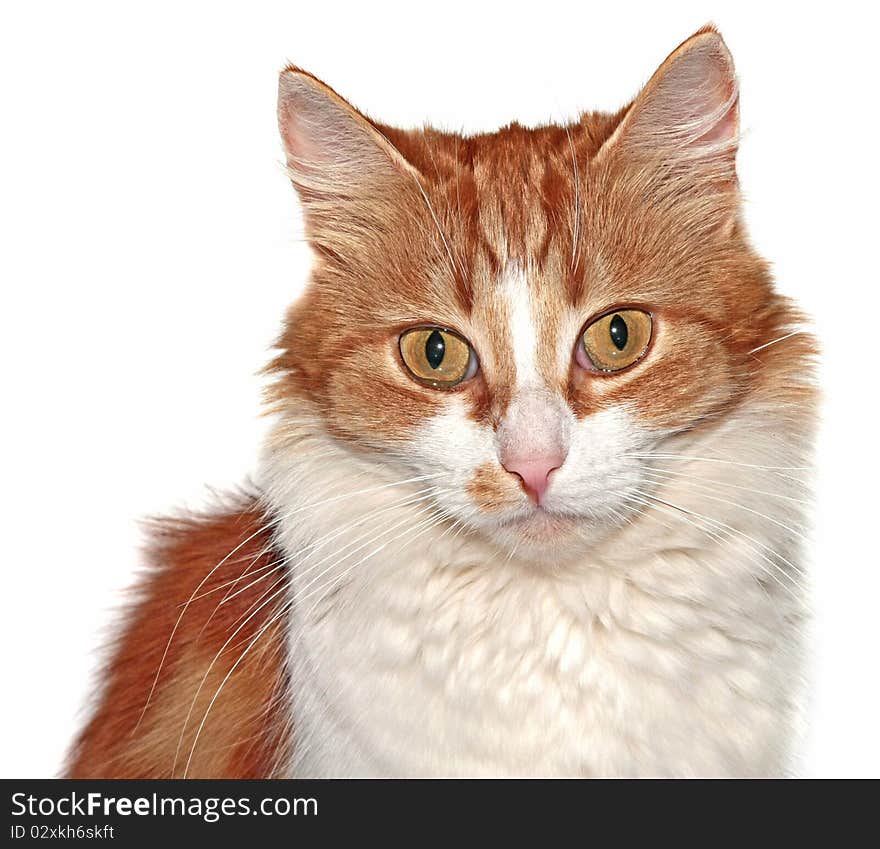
[492,260,569,470]
[497,385,568,460]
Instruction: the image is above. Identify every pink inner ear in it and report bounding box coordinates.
[278,77,346,169]
[653,45,737,147]
[611,32,740,159]
[696,95,738,147]
[279,105,315,166]
[277,70,416,197]
[675,40,739,149]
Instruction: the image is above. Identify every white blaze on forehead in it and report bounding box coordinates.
[497,264,571,461]
[500,264,540,389]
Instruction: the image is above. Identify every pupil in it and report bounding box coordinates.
[609,314,628,351]
[425,330,445,369]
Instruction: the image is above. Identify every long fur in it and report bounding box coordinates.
[69,26,817,777]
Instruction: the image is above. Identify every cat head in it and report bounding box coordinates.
[267,27,813,563]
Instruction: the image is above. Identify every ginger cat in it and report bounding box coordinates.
[69,26,816,777]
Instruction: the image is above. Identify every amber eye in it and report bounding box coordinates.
[399,327,478,389]
[581,309,653,372]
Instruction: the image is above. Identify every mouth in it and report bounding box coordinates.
[499,505,581,541]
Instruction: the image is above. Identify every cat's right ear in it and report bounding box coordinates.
[277,67,419,205]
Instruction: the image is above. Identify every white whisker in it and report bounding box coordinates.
[747,328,806,355]
[639,470,809,542]
[629,489,810,601]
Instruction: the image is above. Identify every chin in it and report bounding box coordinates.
[481,507,612,565]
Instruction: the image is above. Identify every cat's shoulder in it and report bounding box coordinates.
[67,493,291,777]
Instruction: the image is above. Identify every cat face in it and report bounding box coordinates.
[270,28,807,562]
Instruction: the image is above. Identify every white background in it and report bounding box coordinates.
[2,1,878,777]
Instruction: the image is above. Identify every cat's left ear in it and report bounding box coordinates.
[597,26,739,182]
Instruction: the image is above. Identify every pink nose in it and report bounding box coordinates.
[501,454,564,504]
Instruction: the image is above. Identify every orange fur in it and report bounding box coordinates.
[467,462,524,513]
[67,497,291,778]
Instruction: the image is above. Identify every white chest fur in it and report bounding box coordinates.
[272,480,798,776]
[263,437,806,777]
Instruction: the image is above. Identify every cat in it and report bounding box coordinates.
[68,25,816,778]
